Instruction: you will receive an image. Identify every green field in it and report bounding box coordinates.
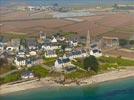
[28,66,49,77]
[43,57,57,67]
[0,71,21,84]
[65,70,96,79]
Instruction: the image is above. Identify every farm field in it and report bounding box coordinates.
[0,10,134,40]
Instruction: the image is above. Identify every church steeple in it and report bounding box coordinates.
[86,30,91,53]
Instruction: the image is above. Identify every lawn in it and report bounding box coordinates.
[28,66,49,77]
[43,57,57,67]
[0,66,49,84]
[72,56,134,73]
[98,56,134,66]
[65,70,96,79]
[0,65,16,75]
[0,71,21,84]
[71,58,84,69]
[56,49,64,57]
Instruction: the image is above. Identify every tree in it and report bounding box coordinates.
[0,58,8,67]
[61,44,67,52]
[113,3,118,8]
[83,56,99,73]
[119,39,128,47]
[129,40,134,45]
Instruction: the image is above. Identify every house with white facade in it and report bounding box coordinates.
[0,44,4,52]
[45,50,57,58]
[67,49,88,60]
[58,36,65,42]
[42,44,60,50]
[21,71,34,79]
[70,40,78,47]
[41,36,61,51]
[51,36,57,43]
[90,49,102,57]
[29,51,37,56]
[0,36,9,46]
[27,38,37,50]
[65,46,72,52]
[14,57,26,67]
[54,57,71,70]
[6,39,20,52]
[14,50,26,67]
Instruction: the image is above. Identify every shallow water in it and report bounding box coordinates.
[1,0,134,7]
[1,77,134,100]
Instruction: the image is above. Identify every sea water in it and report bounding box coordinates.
[1,77,134,100]
[1,0,134,7]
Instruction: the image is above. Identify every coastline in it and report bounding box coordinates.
[0,67,134,95]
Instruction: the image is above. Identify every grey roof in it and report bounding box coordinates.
[57,58,70,64]
[92,49,101,53]
[16,57,26,61]
[22,71,34,77]
[43,38,51,45]
[67,50,82,56]
[0,37,9,43]
[64,66,76,72]
[46,50,56,55]
[38,31,44,36]
[0,44,3,47]
[91,44,97,49]
[11,39,20,47]
[27,38,37,46]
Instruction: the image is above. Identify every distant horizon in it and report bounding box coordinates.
[1,0,134,7]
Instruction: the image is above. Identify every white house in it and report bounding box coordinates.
[70,40,78,47]
[6,46,14,52]
[14,57,26,66]
[67,50,88,60]
[6,39,20,52]
[65,47,72,52]
[0,44,4,51]
[14,51,26,67]
[15,51,42,67]
[59,37,65,41]
[90,49,102,57]
[17,51,26,58]
[45,50,57,58]
[29,51,37,56]
[54,57,71,70]
[51,37,57,43]
[0,37,9,46]
[27,6,35,11]
[21,72,34,79]
[27,38,37,51]
[91,43,98,49]
[42,44,60,50]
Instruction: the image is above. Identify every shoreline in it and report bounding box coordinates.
[0,67,134,95]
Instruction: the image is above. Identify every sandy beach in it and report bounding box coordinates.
[0,67,134,95]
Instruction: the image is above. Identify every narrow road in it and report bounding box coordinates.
[0,69,18,78]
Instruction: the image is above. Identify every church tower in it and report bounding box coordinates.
[86,30,91,53]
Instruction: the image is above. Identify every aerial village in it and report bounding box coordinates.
[0,3,134,86]
[0,30,121,81]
